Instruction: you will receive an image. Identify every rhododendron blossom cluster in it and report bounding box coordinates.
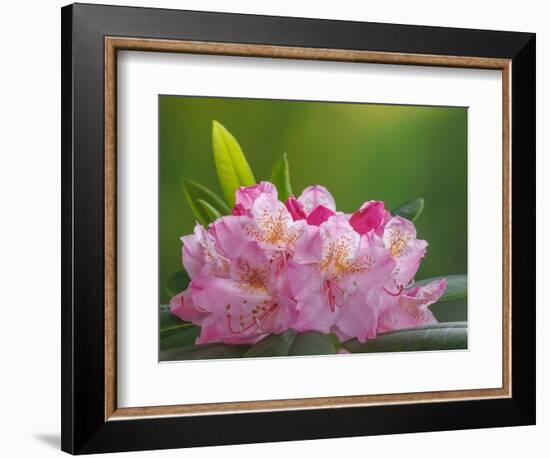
[170,182,447,345]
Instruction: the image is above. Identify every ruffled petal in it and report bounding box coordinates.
[210,215,254,260]
[181,233,205,279]
[377,279,447,333]
[382,216,427,285]
[169,289,208,326]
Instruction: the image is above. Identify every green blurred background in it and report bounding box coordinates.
[159,95,468,322]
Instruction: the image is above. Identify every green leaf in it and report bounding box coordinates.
[160,306,188,331]
[343,322,467,354]
[165,270,190,297]
[160,343,250,361]
[270,153,293,201]
[392,198,424,222]
[212,120,256,206]
[197,198,222,221]
[244,330,337,358]
[160,325,201,351]
[288,331,337,356]
[414,274,467,303]
[244,330,296,357]
[182,179,231,226]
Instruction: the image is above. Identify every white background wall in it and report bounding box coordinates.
[0,0,545,456]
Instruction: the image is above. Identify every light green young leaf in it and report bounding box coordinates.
[212,120,256,206]
[182,179,231,226]
[270,153,293,201]
[391,198,424,222]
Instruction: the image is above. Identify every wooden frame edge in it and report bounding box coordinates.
[104,36,512,421]
[105,38,117,420]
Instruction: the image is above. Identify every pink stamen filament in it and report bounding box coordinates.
[383,284,404,296]
[226,315,241,334]
[323,280,343,312]
[274,252,290,277]
[227,302,279,334]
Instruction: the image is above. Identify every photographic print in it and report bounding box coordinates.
[159,95,468,361]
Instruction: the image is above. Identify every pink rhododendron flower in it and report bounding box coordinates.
[190,242,297,344]
[171,182,446,346]
[289,215,395,336]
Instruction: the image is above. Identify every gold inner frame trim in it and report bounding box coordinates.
[104,36,512,421]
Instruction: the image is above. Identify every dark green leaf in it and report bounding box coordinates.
[244,330,296,357]
[343,322,467,354]
[414,274,467,303]
[160,343,250,361]
[165,270,190,297]
[244,330,337,358]
[270,153,293,201]
[212,120,256,206]
[182,179,231,226]
[197,198,222,221]
[160,325,201,351]
[160,306,188,331]
[392,198,424,222]
[288,331,337,356]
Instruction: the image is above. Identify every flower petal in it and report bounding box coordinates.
[349,200,388,235]
[169,289,208,326]
[196,312,268,345]
[335,290,380,343]
[382,216,417,256]
[298,185,336,214]
[377,279,447,332]
[293,225,323,264]
[247,193,296,250]
[306,205,336,226]
[190,273,271,315]
[285,195,307,221]
[234,181,277,215]
[293,288,340,333]
[181,233,205,279]
[382,216,427,285]
[210,215,254,260]
[394,239,428,285]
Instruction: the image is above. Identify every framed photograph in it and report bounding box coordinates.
[61,3,535,454]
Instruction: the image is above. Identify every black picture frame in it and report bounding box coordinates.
[61,3,535,454]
